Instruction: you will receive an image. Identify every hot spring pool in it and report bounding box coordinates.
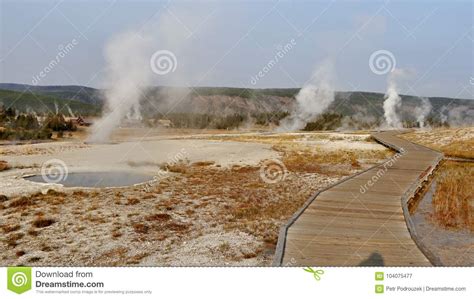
[25,171,154,188]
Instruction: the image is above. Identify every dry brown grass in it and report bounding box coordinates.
[203,134,301,144]
[5,232,24,247]
[401,128,474,159]
[441,140,474,159]
[99,247,128,260]
[127,197,140,205]
[111,229,122,239]
[0,132,391,266]
[274,138,388,168]
[271,140,382,177]
[145,213,171,222]
[0,160,10,171]
[72,190,89,196]
[165,222,189,232]
[2,224,20,233]
[143,136,387,249]
[159,160,189,174]
[8,196,35,209]
[132,223,149,234]
[8,191,67,211]
[44,189,67,197]
[192,161,215,167]
[152,160,330,248]
[27,229,39,237]
[431,161,474,231]
[32,217,56,228]
[82,214,107,224]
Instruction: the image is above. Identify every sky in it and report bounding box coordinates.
[0,0,472,99]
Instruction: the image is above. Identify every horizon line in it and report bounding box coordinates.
[0,82,473,101]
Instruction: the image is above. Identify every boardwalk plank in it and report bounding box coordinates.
[275,131,441,266]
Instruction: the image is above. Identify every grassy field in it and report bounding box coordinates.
[401,127,474,159]
[432,161,474,232]
[199,133,391,169]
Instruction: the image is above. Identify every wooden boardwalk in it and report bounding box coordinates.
[273,131,443,266]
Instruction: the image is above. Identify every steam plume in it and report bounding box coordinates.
[382,69,405,129]
[414,97,432,128]
[66,104,76,118]
[87,5,202,142]
[278,60,335,131]
[439,106,448,124]
[448,105,474,126]
[87,31,153,143]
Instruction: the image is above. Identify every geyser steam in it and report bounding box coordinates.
[87,31,153,143]
[87,4,204,142]
[382,69,404,129]
[414,97,432,128]
[278,60,335,131]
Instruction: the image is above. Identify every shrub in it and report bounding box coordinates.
[303,113,343,131]
[13,114,39,130]
[0,127,52,140]
[44,113,76,132]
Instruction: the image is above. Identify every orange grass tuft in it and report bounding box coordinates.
[431,161,474,231]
